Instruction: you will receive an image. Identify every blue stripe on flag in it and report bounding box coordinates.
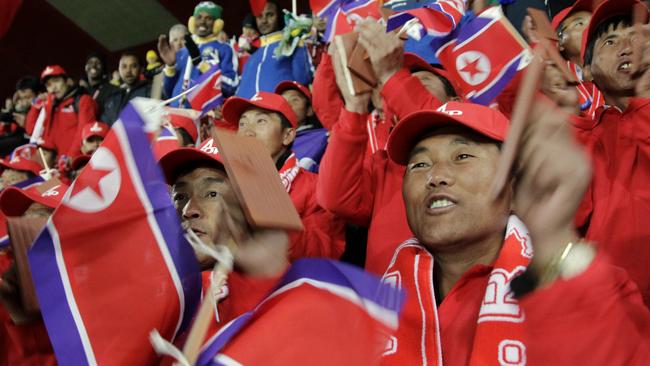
[119,104,201,333]
[29,224,92,366]
[195,259,405,365]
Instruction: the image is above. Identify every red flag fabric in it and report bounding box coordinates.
[249,0,267,16]
[28,101,201,365]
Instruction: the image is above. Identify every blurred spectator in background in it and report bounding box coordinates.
[158,1,238,105]
[168,24,189,54]
[0,76,39,156]
[101,53,151,124]
[25,65,97,162]
[236,13,261,74]
[236,1,313,98]
[81,53,116,122]
[79,121,109,155]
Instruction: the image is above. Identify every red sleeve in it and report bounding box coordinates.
[311,53,344,130]
[521,256,650,364]
[66,95,98,158]
[381,69,443,119]
[494,71,524,119]
[24,105,39,136]
[288,174,346,261]
[317,108,373,227]
[2,314,56,365]
[215,272,281,326]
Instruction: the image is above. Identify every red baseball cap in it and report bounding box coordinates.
[387,101,509,165]
[551,0,594,30]
[165,108,199,143]
[0,145,43,176]
[158,138,224,184]
[82,121,110,141]
[403,53,461,97]
[581,0,648,62]
[40,65,67,82]
[0,178,68,216]
[222,92,298,128]
[274,80,312,101]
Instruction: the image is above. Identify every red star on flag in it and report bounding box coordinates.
[460,57,483,80]
[70,164,113,199]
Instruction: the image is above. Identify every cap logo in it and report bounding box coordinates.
[251,93,263,102]
[44,66,54,75]
[42,185,61,197]
[90,122,103,133]
[436,103,464,116]
[200,139,219,155]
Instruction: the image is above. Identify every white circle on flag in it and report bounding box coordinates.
[63,147,121,213]
[456,51,491,86]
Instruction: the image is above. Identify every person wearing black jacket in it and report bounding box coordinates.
[101,53,151,124]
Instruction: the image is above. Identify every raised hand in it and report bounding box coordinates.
[512,98,591,271]
[355,18,404,85]
[330,41,371,114]
[157,35,177,67]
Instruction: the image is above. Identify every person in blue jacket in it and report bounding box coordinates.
[157,1,238,106]
[236,1,313,99]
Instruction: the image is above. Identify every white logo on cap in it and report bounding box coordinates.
[200,139,219,155]
[251,93,263,101]
[90,122,103,133]
[436,103,463,116]
[41,185,61,197]
[44,66,54,75]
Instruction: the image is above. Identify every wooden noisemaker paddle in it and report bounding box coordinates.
[490,47,545,200]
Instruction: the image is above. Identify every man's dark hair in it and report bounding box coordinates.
[436,73,458,99]
[119,52,141,66]
[584,15,632,66]
[176,127,195,146]
[15,76,40,93]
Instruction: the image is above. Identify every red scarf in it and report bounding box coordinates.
[381,215,533,365]
[278,153,301,193]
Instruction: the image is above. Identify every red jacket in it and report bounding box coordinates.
[382,245,650,365]
[575,98,650,307]
[317,70,443,274]
[311,53,343,131]
[287,168,346,261]
[25,91,97,158]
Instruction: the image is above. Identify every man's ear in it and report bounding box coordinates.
[282,127,296,147]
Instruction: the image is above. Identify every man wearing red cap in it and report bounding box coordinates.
[275,80,328,173]
[0,178,68,366]
[573,0,650,307]
[379,99,650,364]
[550,0,605,118]
[79,121,109,155]
[0,145,44,190]
[222,92,345,261]
[158,139,293,337]
[24,65,97,162]
[317,26,460,274]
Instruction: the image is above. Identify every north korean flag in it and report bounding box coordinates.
[434,5,531,105]
[323,0,382,42]
[188,64,223,117]
[386,0,466,38]
[310,0,344,18]
[28,100,201,365]
[195,259,405,366]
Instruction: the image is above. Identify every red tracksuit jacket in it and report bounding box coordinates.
[287,169,346,261]
[574,98,650,307]
[25,93,97,158]
[317,69,443,274]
